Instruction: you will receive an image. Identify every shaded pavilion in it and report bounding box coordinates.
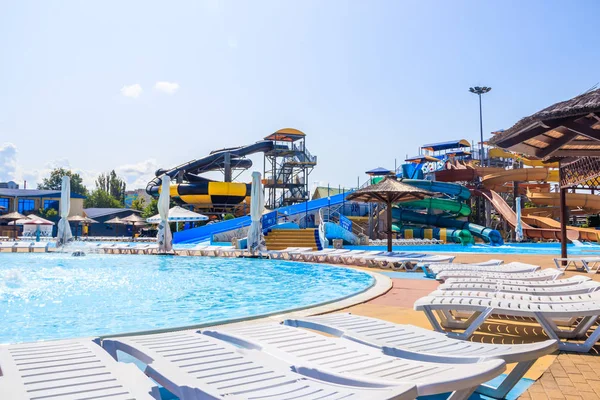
[489,88,600,259]
[346,176,434,252]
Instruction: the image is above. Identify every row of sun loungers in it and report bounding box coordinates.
[0,241,49,252]
[415,260,600,353]
[2,312,561,400]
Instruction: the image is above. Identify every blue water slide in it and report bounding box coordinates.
[174,192,352,244]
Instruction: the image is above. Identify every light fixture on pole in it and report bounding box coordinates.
[469,86,491,165]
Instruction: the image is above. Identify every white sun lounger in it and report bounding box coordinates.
[343,250,386,266]
[13,242,34,252]
[199,245,233,257]
[327,249,370,264]
[30,242,49,253]
[102,330,417,400]
[0,242,16,252]
[427,262,540,278]
[0,338,159,399]
[428,289,600,304]
[263,247,314,260]
[375,254,456,271]
[414,295,600,352]
[553,257,600,274]
[292,248,337,262]
[439,280,600,295]
[205,323,505,400]
[179,245,209,256]
[436,268,564,282]
[129,244,158,255]
[284,313,558,398]
[443,275,590,287]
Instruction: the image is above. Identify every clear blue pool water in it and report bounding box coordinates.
[348,242,600,255]
[0,253,373,344]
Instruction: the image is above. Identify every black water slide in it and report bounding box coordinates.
[146,140,276,195]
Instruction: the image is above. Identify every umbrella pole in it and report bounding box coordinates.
[386,199,393,253]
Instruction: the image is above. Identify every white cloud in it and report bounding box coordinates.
[0,143,18,182]
[115,159,159,189]
[154,81,180,95]
[120,83,143,98]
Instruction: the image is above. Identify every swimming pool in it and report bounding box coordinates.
[0,253,374,344]
[348,242,600,255]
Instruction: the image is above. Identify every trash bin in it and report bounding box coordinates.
[332,239,343,249]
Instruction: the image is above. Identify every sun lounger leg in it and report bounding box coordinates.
[446,387,476,400]
[477,359,535,398]
[423,308,447,333]
[571,316,598,338]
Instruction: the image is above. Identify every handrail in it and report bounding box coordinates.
[317,208,329,249]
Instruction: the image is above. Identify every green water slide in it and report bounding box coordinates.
[402,198,471,217]
[389,178,504,245]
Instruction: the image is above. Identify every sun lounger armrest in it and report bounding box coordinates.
[201,330,263,350]
[292,365,412,389]
[283,319,346,338]
[144,360,222,400]
[381,346,488,364]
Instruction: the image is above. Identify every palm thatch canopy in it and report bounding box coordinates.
[347,176,434,251]
[105,217,124,224]
[120,214,147,224]
[489,88,600,160]
[347,176,434,204]
[0,211,27,221]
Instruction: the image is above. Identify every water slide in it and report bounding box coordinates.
[402,198,471,217]
[390,179,503,245]
[475,189,578,241]
[488,148,558,168]
[481,168,559,188]
[146,140,278,207]
[391,208,502,245]
[526,190,600,211]
[522,215,599,241]
[173,192,351,244]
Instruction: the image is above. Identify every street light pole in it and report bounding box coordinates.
[469,86,491,166]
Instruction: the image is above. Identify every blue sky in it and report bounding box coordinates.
[1,0,599,190]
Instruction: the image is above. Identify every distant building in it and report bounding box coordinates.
[0,188,86,238]
[84,208,143,237]
[124,189,153,208]
[0,181,19,189]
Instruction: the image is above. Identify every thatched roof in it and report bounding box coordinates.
[121,214,147,224]
[0,211,27,221]
[489,88,600,159]
[346,176,434,203]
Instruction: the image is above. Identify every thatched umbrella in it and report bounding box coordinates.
[0,211,27,240]
[68,215,98,238]
[346,176,434,252]
[105,216,125,237]
[121,214,147,238]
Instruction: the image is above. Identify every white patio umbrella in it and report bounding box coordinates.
[56,176,72,246]
[515,196,524,242]
[247,171,266,255]
[157,175,173,254]
[146,206,208,227]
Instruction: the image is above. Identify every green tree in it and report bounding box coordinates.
[84,189,123,208]
[130,196,146,211]
[37,208,58,218]
[96,170,126,204]
[141,198,159,218]
[38,168,89,196]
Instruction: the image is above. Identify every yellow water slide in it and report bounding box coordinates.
[481,168,559,187]
[527,190,600,211]
[522,215,600,242]
[488,148,559,168]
